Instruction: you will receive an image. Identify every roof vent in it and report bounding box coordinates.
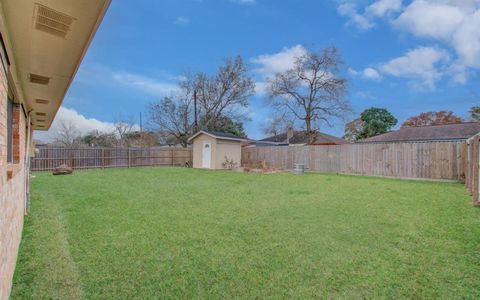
[29,73,50,85]
[34,4,74,38]
[36,112,47,116]
[35,99,49,104]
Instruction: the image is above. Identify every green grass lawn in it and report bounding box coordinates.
[11,168,480,299]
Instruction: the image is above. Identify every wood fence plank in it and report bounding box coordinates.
[32,147,192,171]
[243,141,468,180]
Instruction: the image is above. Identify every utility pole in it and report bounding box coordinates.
[194,90,198,132]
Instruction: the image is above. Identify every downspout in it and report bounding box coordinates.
[24,111,32,214]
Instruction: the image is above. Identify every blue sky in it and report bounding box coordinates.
[38,0,480,141]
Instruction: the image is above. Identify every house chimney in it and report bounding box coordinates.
[287,127,294,144]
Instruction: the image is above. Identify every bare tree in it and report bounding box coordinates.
[198,57,254,128]
[148,90,194,147]
[52,119,80,147]
[343,118,364,142]
[148,56,255,146]
[267,46,350,144]
[122,131,159,147]
[262,114,293,136]
[114,114,135,147]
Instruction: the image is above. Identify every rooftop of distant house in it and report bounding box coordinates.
[259,130,349,145]
[358,122,480,143]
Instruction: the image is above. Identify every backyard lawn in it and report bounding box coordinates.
[11,168,480,299]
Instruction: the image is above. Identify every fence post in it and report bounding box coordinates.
[476,136,480,206]
[102,149,105,169]
[70,150,75,169]
[128,149,131,168]
[149,148,152,166]
[171,149,174,167]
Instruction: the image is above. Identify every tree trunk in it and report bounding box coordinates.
[305,117,314,145]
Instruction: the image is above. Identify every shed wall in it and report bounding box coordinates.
[215,140,242,169]
[192,134,217,169]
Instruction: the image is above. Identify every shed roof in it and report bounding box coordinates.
[188,130,247,142]
[358,122,480,143]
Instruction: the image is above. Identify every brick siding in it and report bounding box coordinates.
[0,55,27,299]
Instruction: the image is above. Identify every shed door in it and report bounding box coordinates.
[202,141,212,169]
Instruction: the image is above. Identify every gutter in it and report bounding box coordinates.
[24,111,32,214]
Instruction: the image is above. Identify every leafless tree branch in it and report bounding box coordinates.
[267,46,351,144]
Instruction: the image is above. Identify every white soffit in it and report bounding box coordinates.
[1,0,110,130]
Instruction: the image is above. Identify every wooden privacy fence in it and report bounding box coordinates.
[465,134,480,206]
[242,141,468,181]
[32,147,192,171]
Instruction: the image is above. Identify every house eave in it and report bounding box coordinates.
[0,0,111,130]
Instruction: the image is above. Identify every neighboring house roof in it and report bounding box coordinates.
[358,122,480,143]
[188,130,248,142]
[259,131,349,145]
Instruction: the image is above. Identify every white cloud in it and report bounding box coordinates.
[366,0,403,17]
[348,67,359,76]
[362,67,382,80]
[394,1,480,69]
[338,3,374,30]
[252,45,307,79]
[231,0,256,5]
[449,62,470,84]
[251,45,307,95]
[72,65,181,96]
[113,72,178,96]
[349,67,382,81]
[174,16,190,25]
[254,81,268,96]
[452,10,480,68]
[355,91,376,100]
[35,107,118,142]
[340,0,480,85]
[394,1,464,40]
[381,46,450,89]
[338,0,402,30]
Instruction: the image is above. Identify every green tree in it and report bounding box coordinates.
[200,114,247,138]
[470,106,480,121]
[358,107,397,139]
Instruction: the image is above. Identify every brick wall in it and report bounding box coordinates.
[0,64,5,164]
[0,56,27,299]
